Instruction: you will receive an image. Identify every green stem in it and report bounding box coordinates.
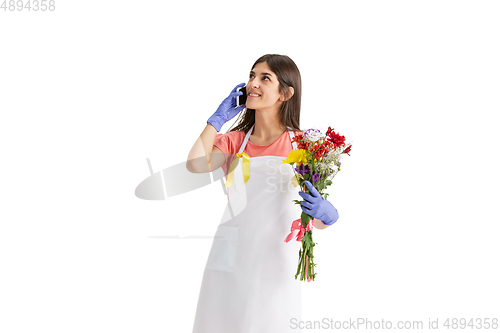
[302,242,307,281]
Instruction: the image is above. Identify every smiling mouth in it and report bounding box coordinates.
[248,93,260,97]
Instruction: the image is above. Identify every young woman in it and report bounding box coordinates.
[186,54,339,332]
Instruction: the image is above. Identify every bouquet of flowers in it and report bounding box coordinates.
[282,127,352,282]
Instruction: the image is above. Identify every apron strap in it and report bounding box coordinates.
[238,124,254,154]
[287,128,297,150]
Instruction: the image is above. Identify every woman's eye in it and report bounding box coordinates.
[248,74,270,81]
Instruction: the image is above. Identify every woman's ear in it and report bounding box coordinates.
[280,87,295,101]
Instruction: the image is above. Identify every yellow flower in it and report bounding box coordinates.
[282,149,308,165]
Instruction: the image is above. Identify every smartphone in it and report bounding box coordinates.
[236,85,247,106]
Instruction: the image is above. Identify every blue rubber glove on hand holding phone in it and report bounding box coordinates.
[207,83,246,133]
[298,180,339,226]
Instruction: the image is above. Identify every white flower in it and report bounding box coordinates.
[304,129,324,142]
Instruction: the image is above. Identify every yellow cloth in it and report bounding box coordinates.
[224,152,250,188]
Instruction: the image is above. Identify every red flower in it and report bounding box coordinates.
[293,130,344,160]
[323,140,334,151]
[313,141,331,160]
[297,141,311,150]
[343,144,352,156]
[292,134,304,143]
[314,148,325,160]
[325,126,346,149]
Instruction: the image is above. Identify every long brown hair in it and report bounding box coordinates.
[226,54,303,134]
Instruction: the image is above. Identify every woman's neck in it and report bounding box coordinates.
[252,108,287,139]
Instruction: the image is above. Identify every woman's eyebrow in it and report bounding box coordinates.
[250,70,274,77]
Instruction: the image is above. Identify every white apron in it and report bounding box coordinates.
[192,125,303,333]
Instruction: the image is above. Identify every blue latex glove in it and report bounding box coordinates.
[298,180,339,225]
[207,83,247,132]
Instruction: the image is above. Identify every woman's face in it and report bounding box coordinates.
[245,62,284,112]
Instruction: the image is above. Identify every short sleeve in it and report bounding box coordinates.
[213,133,229,155]
[213,131,244,177]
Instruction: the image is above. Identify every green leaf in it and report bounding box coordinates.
[301,211,312,226]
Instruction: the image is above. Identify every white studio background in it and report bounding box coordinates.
[1,1,499,332]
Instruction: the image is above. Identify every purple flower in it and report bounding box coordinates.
[295,164,310,175]
[312,172,319,183]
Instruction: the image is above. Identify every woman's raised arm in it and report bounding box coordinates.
[186,83,246,174]
[186,124,225,173]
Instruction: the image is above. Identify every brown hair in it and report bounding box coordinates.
[226,54,303,134]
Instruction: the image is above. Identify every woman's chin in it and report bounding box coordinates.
[245,102,256,109]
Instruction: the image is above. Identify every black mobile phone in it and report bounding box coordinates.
[236,85,247,106]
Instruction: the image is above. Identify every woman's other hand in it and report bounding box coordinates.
[298,180,339,226]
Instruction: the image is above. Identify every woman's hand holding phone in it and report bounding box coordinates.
[207,83,247,133]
